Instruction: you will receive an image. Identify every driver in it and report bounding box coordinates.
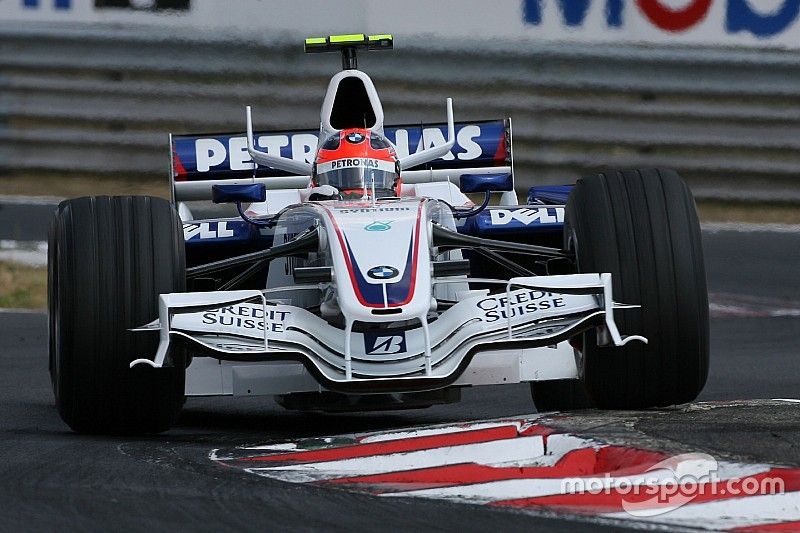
[310,128,401,200]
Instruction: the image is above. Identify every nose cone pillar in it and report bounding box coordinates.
[319,199,432,323]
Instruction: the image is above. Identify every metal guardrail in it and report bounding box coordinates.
[2,23,800,201]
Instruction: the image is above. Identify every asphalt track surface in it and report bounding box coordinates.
[1,201,799,531]
[0,199,55,242]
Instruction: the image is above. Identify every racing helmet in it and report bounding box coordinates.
[313,128,400,199]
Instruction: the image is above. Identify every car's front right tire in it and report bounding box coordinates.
[530,379,593,413]
[566,168,709,409]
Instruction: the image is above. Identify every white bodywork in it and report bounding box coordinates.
[144,64,646,400]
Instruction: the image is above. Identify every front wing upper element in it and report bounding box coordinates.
[130,274,646,389]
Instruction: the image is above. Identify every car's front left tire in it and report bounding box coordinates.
[49,196,186,434]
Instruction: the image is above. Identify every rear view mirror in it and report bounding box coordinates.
[459,173,513,194]
[212,184,266,204]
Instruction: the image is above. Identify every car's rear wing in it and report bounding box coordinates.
[169,119,513,202]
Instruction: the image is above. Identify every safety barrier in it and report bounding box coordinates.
[2,23,800,200]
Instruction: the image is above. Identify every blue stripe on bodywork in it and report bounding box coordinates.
[345,235,415,306]
[527,185,572,205]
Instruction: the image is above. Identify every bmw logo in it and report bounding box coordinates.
[367,265,399,280]
[346,132,365,144]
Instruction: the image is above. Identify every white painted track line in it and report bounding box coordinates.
[0,308,46,314]
[358,420,527,444]
[0,195,62,206]
[0,240,48,267]
[701,222,800,234]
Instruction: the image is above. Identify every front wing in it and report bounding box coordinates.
[130,274,645,392]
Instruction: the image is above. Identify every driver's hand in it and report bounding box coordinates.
[308,185,341,201]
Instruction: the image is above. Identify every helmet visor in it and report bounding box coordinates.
[317,158,397,194]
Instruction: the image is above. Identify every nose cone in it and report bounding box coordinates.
[320,200,432,322]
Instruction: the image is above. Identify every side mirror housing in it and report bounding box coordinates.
[212,184,266,204]
[459,173,513,194]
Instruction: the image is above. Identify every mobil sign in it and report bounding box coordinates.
[522,0,800,48]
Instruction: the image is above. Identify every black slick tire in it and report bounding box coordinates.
[530,379,593,412]
[49,196,186,434]
[566,168,709,409]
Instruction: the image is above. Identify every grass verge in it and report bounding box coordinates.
[0,262,47,309]
[696,199,800,225]
[1,174,168,199]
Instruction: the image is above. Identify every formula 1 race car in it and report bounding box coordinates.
[48,34,709,434]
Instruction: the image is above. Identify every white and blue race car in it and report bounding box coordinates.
[48,35,709,433]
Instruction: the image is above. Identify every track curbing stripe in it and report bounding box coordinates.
[244,435,546,484]
[210,417,800,530]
